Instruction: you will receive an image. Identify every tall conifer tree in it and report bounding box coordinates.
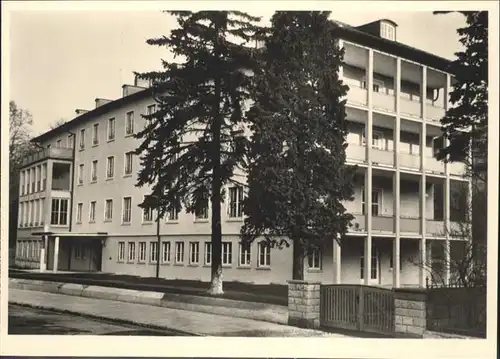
[241,12,356,280]
[135,11,262,294]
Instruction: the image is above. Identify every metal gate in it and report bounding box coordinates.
[320,284,395,335]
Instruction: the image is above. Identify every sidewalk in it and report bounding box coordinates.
[9,289,347,337]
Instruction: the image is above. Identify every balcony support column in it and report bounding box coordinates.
[364,49,374,285]
[332,235,341,284]
[53,235,60,273]
[393,173,401,288]
[39,235,48,272]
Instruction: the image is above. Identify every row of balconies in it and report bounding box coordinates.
[346,144,466,176]
[350,214,460,237]
[346,83,447,122]
[21,147,73,168]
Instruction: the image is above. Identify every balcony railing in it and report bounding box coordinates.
[449,161,467,177]
[425,103,445,123]
[372,215,394,232]
[426,220,445,236]
[346,85,368,107]
[350,214,366,232]
[21,147,73,168]
[372,148,394,167]
[399,152,421,171]
[426,157,445,175]
[400,98,421,118]
[346,144,366,163]
[400,217,421,234]
[373,91,395,113]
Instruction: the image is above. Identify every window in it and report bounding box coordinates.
[222,242,232,266]
[239,242,251,267]
[228,186,243,218]
[143,196,154,223]
[18,203,24,227]
[42,164,47,190]
[105,199,113,221]
[361,129,384,150]
[79,129,85,149]
[175,242,185,264]
[122,197,132,224]
[128,242,136,261]
[56,139,62,148]
[92,123,99,145]
[308,248,322,270]
[125,111,134,135]
[76,203,83,223]
[189,242,200,264]
[91,160,98,182]
[124,152,133,175]
[361,188,382,217]
[29,200,34,225]
[162,241,171,263]
[67,134,74,148]
[40,198,45,225]
[138,242,147,262]
[380,21,396,41]
[146,104,156,128]
[204,242,212,265]
[118,242,125,261]
[195,199,209,220]
[107,118,115,141]
[106,156,115,179]
[167,206,179,222]
[389,245,403,270]
[89,201,96,222]
[78,164,84,185]
[258,242,271,267]
[149,242,158,263]
[20,172,25,196]
[362,78,385,94]
[31,168,35,193]
[36,166,41,192]
[33,199,39,225]
[360,244,378,280]
[50,198,69,225]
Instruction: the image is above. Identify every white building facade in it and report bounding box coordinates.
[14,18,470,288]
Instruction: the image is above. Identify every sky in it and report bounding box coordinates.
[9,9,466,136]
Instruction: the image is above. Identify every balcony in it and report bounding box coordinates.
[372,215,394,232]
[426,157,445,175]
[346,85,368,107]
[372,148,394,167]
[399,152,421,171]
[373,92,395,113]
[426,103,445,124]
[21,147,73,168]
[400,217,421,234]
[400,98,421,119]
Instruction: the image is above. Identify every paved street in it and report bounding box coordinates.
[9,304,178,335]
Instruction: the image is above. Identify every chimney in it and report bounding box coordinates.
[122,84,145,98]
[134,74,152,88]
[95,98,113,108]
[75,109,89,116]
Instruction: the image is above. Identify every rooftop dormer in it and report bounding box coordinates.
[356,19,398,42]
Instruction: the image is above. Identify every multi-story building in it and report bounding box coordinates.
[14,18,470,288]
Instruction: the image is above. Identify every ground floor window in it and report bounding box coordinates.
[128,242,136,262]
[149,242,158,263]
[222,242,232,265]
[175,241,184,264]
[258,242,271,267]
[308,248,322,270]
[239,242,251,267]
[360,243,378,280]
[189,242,200,264]
[162,241,171,263]
[118,241,125,262]
[204,242,212,265]
[138,242,147,262]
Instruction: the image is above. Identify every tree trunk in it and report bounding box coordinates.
[292,239,305,280]
[208,25,224,295]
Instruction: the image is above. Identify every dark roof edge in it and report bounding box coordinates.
[32,88,152,143]
[332,21,454,74]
